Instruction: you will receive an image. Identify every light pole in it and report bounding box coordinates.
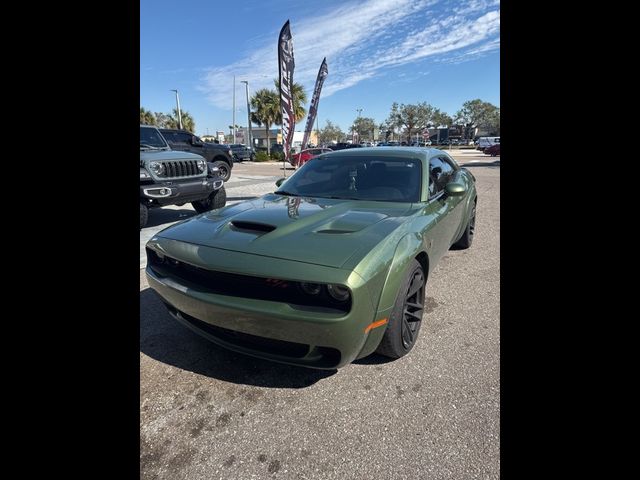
[170,89,183,130]
[240,80,252,152]
[232,76,236,143]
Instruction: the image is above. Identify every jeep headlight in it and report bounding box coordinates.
[197,159,206,172]
[149,161,164,175]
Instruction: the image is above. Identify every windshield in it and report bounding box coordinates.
[277,155,422,202]
[140,127,169,149]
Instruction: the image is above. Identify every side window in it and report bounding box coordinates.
[176,133,192,144]
[429,157,455,198]
[160,131,175,143]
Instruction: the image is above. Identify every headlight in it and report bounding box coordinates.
[228,149,233,156]
[326,284,350,302]
[140,168,150,179]
[197,159,206,172]
[300,282,322,295]
[149,161,164,175]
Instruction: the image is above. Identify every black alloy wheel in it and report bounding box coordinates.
[401,268,425,349]
[375,259,426,359]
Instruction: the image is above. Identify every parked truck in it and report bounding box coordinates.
[140,125,226,229]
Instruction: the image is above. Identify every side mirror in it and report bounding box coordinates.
[275,177,286,187]
[191,136,202,145]
[445,182,466,197]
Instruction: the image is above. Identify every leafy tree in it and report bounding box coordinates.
[431,109,453,129]
[430,109,453,142]
[454,99,500,139]
[166,108,195,132]
[378,122,392,141]
[250,88,280,155]
[317,120,345,145]
[140,107,156,125]
[385,102,435,142]
[352,117,377,142]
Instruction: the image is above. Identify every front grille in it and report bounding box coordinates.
[147,248,351,313]
[158,160,201,178]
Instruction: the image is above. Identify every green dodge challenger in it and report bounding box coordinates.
[145,148,477,369]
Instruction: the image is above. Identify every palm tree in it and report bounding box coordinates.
[140,107,156,126]
[250,88,280,155]
[167,108,195,132]
[273,79,308,123]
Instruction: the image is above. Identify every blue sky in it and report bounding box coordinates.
[140,0,500,137]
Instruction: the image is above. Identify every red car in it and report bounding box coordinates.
[290,148,333,167]
[484,143,500,156]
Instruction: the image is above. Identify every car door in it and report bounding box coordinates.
[423,156,463,261]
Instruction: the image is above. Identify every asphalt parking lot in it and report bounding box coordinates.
[140,149,500,479]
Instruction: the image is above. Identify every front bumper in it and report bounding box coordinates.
[145,237,383,369]
[140,178,223,206]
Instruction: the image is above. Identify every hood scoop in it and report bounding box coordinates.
[230,220,276,233]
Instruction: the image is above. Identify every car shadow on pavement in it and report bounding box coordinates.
[145,207,198,228]
[140,288,336,388]
[352,354,396,365]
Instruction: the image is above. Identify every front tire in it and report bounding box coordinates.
[140,202,148,229]
[191,186,227,213]
[212,160,231,181]
[375,259,426,359]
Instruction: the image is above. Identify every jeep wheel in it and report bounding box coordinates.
[140,203,148,229]
[191,186,227,213]
[212,161,231,181]
[250,153,256,161]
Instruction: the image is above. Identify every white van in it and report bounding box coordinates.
[477,137,500,151]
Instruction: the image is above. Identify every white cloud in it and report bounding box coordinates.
[199,0,499,110]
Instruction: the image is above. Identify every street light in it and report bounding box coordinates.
[232,76,236,143]
[240,80,252,152]
[170,89,183,130]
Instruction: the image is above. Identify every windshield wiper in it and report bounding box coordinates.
[140,143,162,149]
[327,195,360,200]
[274,190,300,196]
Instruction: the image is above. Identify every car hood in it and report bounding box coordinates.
[155,193,416,268]
[140,150,203,162]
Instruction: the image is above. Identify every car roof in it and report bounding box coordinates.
[321,147,441,158]
[158,128,192,134]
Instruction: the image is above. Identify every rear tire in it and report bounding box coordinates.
[375,259,426,359]
[453,200,476,249]
[140,203,148,229]
[191,186,227,213]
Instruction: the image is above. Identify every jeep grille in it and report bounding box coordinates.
[157,160,202,178]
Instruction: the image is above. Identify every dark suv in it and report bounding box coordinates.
[229,144,255,161]
[140,125,226,229]
[159,129,234,181]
